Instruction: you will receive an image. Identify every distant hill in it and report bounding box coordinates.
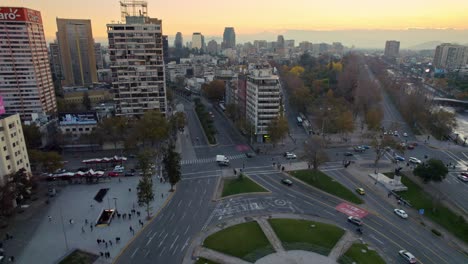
[407,41,443,50]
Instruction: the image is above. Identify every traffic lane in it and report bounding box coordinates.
[184,102,208,146]
[115,178,216,264]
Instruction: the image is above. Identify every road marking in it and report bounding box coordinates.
[286,193,296,198]
[146,230,153,238]
[188,200,192,207]
[177,200,182,208]
[180,237,191,252]
[158,230,165,239]
[170,235,179,251]
[159,246,166,256]
[369,234,384,245]
[169,213,175,221]
[324,210,335,216]
[144,249,150,257]
[130,247,140,258]
[145,232,158,246]
[158,233,168,248]
[181,211,186,220]
[182,174,218,180]
[184,225,191,235]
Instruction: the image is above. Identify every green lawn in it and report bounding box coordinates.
[195,258,219,264]
[59,250,98,264]
[268,218,345,256]
[338,243,386,264]
[395,174,468,243]
[290,170,363,204]
[383,172,395,179]
[222,176,268,197]
[203,221,274,262]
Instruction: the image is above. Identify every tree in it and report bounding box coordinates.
[22,124,42,149]
[365,108,383,131]
[202,80,225,101]
[82,92,92,110]
[162,144,181,191]
[137,150,155,219]
[95,116,128,149]
[0,182,16,216]
[428,109,457,140]
[29,150,63,173]
[267,115,289,147]
[413,159,448,183]
[172,112,187,132]
[302,136,328,170]
[336,110,354,136]
[136,110,169,146]
[368,133,399,172]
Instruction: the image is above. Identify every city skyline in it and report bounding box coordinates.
[1,0,468,47]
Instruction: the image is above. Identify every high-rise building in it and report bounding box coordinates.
[94,43,104,70]
[222,27,236,49]
[0,7,57,120]
[276,35,285,49]
[207,40,219,55]
[56,18,97,87]
[174,32,183,49]
[49,42,63,81]
[433,43,468,70]
[384,40,400,59]
[0,113,31,186]
[162,35,169,63]
[107,3,167,117]
[192,32,204,51]
[246,63,281,142]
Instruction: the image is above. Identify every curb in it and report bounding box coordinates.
[111,188,177,264]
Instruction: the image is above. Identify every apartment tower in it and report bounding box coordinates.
[222,27,236,49]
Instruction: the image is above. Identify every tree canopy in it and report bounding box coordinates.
[162,144,181,192]
[267,115,289,146]
[202,80,225,101]
[413,159,448,183]
[302,136,328,170]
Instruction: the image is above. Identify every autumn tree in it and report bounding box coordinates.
[162,144,181,192]
[336,110,354,136]
[136,110,169,146]
[302,136,328,170]
[0,182,16,216]
[202,80,225,101]
[29,150,63,173]
[95,116,128,149]
[365,108,383,131]
[368,133,400,172]
[137,150,155,219]
[428,109,457,140]
[82,92,92,110]
[267,115,289,147]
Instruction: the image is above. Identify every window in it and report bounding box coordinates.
[3,146,6,151]
[5,155,10,160]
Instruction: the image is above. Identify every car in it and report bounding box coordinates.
[108,171,119,177]
[360,145,370,149]
[394,131,399,136]
[394,155,405,162]
[347,216,363,226]
[344,152,353,156]
[354,146,365,152]
[403,132,408,137]
[407,144,415,150]
[394,209,408,219]
[385,146,392,151]
[399,249,417,263]
[458,174,468,182]
[281,179,293,186]
[48,188,56,197]
[400,142,407,148]
[124,172,136,177]
[284,152,297,159]
[113,168,124,173]
[355,188,365,195]
[409,157,422,164]
[245,152,255,158]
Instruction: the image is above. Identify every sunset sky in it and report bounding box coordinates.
[1,0,468,42]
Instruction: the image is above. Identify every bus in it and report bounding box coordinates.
[296,116,303,126]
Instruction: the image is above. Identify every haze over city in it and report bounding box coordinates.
[2,0,468,48]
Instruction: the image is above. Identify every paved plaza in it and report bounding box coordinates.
[17,175,171,264]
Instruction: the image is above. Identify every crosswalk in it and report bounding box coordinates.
[181,153,246,165]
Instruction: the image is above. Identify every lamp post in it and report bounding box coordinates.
[113,198,118,211]
[59,204,69,251]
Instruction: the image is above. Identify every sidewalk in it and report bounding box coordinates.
[415,134,467,152]
[14,176,171,264]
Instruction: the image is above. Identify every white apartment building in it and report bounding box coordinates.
[0,113,31,186]
[107,15,167,116]
[0,7,57,121]
[434,43,468,70]
[246,63,281,143]
[192,32,204,51]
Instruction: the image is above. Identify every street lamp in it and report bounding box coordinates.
[113,198,118,211]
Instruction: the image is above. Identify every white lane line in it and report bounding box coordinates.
[145,231,158,247]
[286,193,296,198]
[158,233,168,248]
[144,249,150,257]
[130,247,140,258]
[159,246,166,256]
[184,225,191,235]
[188,200,192,207]
[157,230,166,239]
[199,198,203,206]
[181,211,186,220]
[169,213,175,221]
[146,230,154,238]
[177,200,182,208]
[180,237,191,252]
[370,234,385,245]
[172,244,179,255]
[324,210,336,216]
[182,175,218,180]
[169,235,179,251]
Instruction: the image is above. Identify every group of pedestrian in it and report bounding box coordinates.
[100,251,111,259]
[1,234,15,262]
[97,238,113,248]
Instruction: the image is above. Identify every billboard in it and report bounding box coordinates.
[0,7,42,24]
[0,95,5,115]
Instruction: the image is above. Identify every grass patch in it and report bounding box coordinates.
[222,176,268,197]
[383,172,395,179]
[59,250,98,264]
[393,173,468,243]
[203,221,274,262]
[268,218,344,256]
[194,98,217,144]
[195,258,219,264]
[338,243,386,264]
[290,170,363,204]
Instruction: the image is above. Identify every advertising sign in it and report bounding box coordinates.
[0,7,42,24]
[335,202,368,218]
[0,95,5,115]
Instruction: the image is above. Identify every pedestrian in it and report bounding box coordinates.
[100,252,103,257]
[161,193,163,198]
[137,211,140,217]
[97,239,101,244]
[123,213,126,219]
[9,256,15,262]
[109,240,112,246]
[105,242,108,248]
[128,188,131,192]
[118,178,122,183]
[107,252,110,258]
[128,213,132,220]
[90,224,93,231]
[48,216,52,222]
[85,219,88,224]
[81,226,85,233]
[116,237,120,243]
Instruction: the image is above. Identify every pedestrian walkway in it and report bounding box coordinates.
[181,154,247,165]
[327,231,355,260]
[16,176,171,264]
[256,218,284,252]
[195,247,251,264]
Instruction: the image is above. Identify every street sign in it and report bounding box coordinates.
[336,202,368,218]
[419,209,424,215]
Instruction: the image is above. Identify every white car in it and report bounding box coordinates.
[399,249,417,263]
[408,157,421,164]
[403,132,408,137]
[394,209,408,219]
[114,165,125,172]
[285,152,297,159]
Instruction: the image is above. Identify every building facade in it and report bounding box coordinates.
[0,7,57,120]
[58,112,97,140]
[192,32,204,51]
[222,27,236,50]
[107,15,167,116]
[207,40,219,55]
[0,113,31,186]
[94,43,104,70]
[433,43,468,70]
[49,42,63,81]
[174,32,183,49]
[56,18,98,86]
[384,40,400,60]
[246,63,281,142]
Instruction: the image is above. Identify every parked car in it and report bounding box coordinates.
[354,146,365,152]
[124,172,135,177]
[355,188,365,195]
[394,209,408,219]
[347,216,363,226]
[403,132,408,137]
[394,155,405,162]
[409,157,422,164]
[281,179,293,186]
[48,188,56,197]
[394,131,399,136]
[407,144,415,150]
[399,249,417,263]
[108,171,120,177]
[284,152,297,159]
[360,145,370,149]
[344,152,353,156]
[458,174,468,182]
[245,152,255,158]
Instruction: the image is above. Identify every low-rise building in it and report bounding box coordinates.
[58,112,98,140]
[63,89,112,106]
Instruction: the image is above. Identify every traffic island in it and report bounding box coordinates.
[290,170,363,204]
[194,257,219,264]
[337,243,386,264]
[58,249,99,264]
[220,174,269,198]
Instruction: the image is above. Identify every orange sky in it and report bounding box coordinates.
[1,0,467,41]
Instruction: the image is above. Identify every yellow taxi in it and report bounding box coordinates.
[356,188,365,195]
